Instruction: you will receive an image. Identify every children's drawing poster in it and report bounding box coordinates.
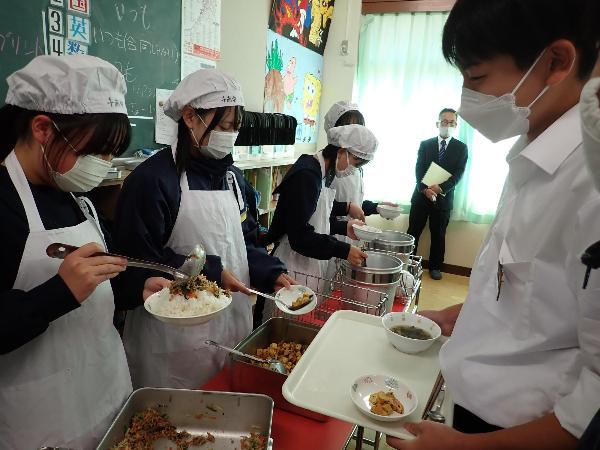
[268,0,335,55]
[264,29,323,144]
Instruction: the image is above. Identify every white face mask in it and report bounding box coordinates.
[335,150,357,178]
[42,144,112,192]
[580,77,600,192]
[200,130,239,159]
[439,126,455,139]
[192,113,238,159]
[458,50,549,143]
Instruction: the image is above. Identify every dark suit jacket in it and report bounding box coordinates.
[410,137,468,211]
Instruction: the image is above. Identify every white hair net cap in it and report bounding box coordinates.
[327,124,378,161]
[163,68,245,121]
[324,100,361,131]
[5,55,127,115]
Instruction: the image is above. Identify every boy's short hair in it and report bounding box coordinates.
[442,0,600,79]
[439,108,457,119]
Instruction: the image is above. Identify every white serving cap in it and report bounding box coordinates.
[5,55,127,115]
[324,100,361,131]
[163,68,245,121]
[327,124,378,161]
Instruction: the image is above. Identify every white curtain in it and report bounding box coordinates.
[354,12,516,224]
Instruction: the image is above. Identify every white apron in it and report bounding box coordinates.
[124,152,251,389]
[273,152,336,293]
[326,170,364,278]
[0,151,132,450]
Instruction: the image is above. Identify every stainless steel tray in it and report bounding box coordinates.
[231,317,327,421]
[97,388,273,450]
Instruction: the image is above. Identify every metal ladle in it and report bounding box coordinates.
[426,384,446,423]
[46,242,207,280]
[180,244,206,277]
[205,340,287,374]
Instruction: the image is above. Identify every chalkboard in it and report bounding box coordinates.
[0,0,182,155]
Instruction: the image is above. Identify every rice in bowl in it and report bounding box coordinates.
[149,275,232,318]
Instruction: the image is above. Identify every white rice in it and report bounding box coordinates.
[149,287,231,318]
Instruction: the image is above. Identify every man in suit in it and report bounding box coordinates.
[407,108,468,280]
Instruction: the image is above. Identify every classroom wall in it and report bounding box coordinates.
[219,1,487,269]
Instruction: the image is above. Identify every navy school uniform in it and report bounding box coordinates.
[113,147,287,302]
[265,154,351,260]
[0,165,131,353]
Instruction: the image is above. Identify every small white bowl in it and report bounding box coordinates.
[377,204,403,220]
[350,374,418,422]
[353,224,382,242]
[274,285,317,316]
[144,291,231,326]
[382,312,441,354]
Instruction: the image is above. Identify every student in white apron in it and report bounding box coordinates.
[0,55,168,450]
[326,101,398,227]
[113,69,294,389]
[265,124,378,304]
[323,102,398,280]
[386,0,600,449]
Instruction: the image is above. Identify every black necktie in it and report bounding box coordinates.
[439,140,447,161]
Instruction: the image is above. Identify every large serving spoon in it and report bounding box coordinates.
[205,340,287,374]
[46,242,204,280]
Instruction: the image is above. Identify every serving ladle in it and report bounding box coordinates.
[205,340,287,374]
[46,242,206,280]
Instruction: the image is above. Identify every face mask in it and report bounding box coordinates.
[439,126,455,139]
[580,77,600,192]
[200,130,239,159]
[336,150,357,178]
[42,144,112,192]
[458,50,550,143]
[192,113,238,159]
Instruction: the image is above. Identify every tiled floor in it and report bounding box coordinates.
[344,272,470,450]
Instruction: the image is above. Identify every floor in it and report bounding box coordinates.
[344,272,470,450]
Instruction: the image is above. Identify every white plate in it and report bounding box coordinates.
[353,224,382,242]
[144,290,231,326]
[377,205,403,220]
[351,374,418,422]
[274,285,317,315]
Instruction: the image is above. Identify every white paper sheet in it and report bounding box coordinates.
[181,0,221,61]
[155,89,177,145]
[422,162,452,186]
[181,53,216,79]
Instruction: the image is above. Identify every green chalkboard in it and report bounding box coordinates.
[0,0,182,155]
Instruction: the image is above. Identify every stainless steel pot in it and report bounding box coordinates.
[340,251,403,313]
[364,230,415,263]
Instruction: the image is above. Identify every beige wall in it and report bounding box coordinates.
[219,1,487,269]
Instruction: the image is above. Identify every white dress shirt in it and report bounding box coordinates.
[439,105,600,438]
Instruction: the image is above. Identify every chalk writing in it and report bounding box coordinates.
[114,2,150,30]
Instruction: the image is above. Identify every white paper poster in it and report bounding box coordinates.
[155,89,177,145]
[181,53,216,79]
[181,0,221,61]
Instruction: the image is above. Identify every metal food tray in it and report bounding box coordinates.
[96,388,274,450]
[231,317,327,421]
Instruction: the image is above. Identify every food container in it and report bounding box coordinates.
[340,251,403,313]
[231,317,327,421]
[382,312,441,354]
[96,388,274,450]
[364,231,415,264]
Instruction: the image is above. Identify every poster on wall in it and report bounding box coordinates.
[268,0,335,55]
[181,0,220,79]
[264,29,323,144]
